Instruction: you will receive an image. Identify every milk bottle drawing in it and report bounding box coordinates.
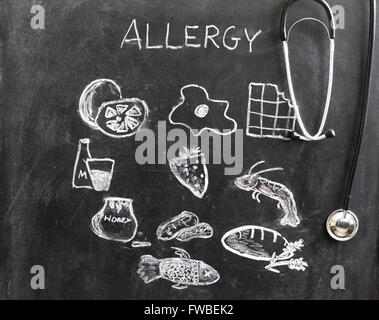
[72,138,93,189]
[72,138,115,192]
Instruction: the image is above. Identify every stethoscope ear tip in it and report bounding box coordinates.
[286,129,335,141]
[325,129,336,139]
[286,131,299,140]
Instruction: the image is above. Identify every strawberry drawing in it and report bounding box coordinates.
[169,148,209,198]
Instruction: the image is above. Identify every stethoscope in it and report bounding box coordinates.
[280,0,376,240]
[327,0,376,241]
[280,0,336,141]
[281,0,376,240]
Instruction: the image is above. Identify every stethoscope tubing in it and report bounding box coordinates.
[282,39,335,141]
[281,0,336,41]
[281,0,336,141]
[343,0,376,212]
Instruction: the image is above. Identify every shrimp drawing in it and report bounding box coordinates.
[234,161,300,228]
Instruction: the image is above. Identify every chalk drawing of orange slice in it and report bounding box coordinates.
[95,98,149,138]
[79,79,122,129]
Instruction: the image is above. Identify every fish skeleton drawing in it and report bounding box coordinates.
[137,247,220,290]
[221,225,308,273]
[234,161,300,227]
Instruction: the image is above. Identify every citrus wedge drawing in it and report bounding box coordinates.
[95,98,149,138]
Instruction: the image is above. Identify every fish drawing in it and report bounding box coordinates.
[234,161,300,227]
[221,225,308,273]
[137,247,220,290]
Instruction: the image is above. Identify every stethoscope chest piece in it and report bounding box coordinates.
[326,209,359,241]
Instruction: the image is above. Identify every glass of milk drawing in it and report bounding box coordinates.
[86,158,115,192]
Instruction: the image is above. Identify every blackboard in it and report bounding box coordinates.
[1,0,379,300]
